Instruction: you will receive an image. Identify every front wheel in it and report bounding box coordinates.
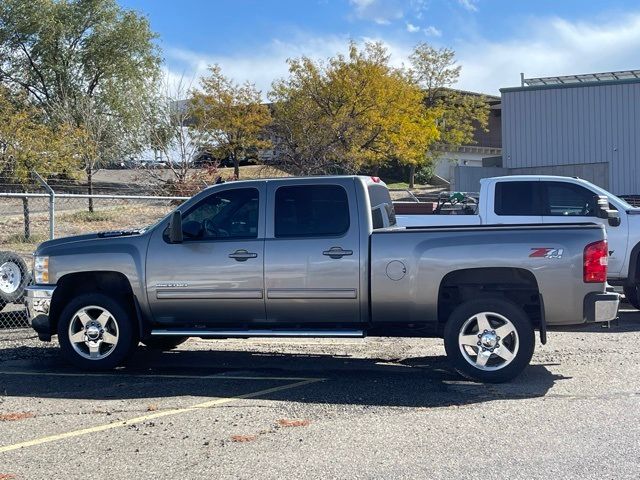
[58,293,137,370]
[623,283,640,310]
[443,298,535,383]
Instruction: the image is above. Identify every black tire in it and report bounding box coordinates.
[141,336,188,351]
[57,293,137,370]
[0,251,30,306]
[443,297,535,383]
[623,284,640,310]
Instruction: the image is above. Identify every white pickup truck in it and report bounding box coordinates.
[397,175,640,307]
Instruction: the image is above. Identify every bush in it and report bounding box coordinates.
[414,164,435,185]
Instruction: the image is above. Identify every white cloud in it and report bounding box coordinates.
[455,14,640,94]
[406,22,420,33]
[163,12,640,99]
[349,0,404,24]
[457,0,478,12]
[424,25,442,37]
[163,34,355,98]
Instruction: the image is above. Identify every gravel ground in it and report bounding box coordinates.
[1,308,640,479]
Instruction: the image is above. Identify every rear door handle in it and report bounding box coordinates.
[228,249,258,261]
[322,246,353,259]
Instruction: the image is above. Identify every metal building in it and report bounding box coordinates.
[500,70,640,195]
[455,70,640,193]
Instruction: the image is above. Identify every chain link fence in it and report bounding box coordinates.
[0,173,188,331]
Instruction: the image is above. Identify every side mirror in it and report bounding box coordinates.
[594,195,621,227]
[168,211,183,243]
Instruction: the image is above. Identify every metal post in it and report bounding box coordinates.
[32,171,55,240]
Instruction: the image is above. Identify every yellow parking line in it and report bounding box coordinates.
[0,378,323,454]
[0,370,318,381]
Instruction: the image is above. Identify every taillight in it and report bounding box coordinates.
[584,240,608,283]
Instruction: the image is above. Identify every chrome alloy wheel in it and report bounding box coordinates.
[68,306,120,360]
[458,311,519,371]
[0,261,22,294]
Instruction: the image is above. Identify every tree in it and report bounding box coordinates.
[190,65,272,180]
[409,43,489,187]
[0,88,80,238]
[0,0,162,209]
[138,77,220,196]
[269,42,440,176]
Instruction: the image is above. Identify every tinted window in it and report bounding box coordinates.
[180,188,259,240]
[495,181,541,216]
[275,185,350,237]
[368,183,396,227]
[544,182,596,216]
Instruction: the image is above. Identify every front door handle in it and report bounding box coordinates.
[228,249,258,262]
[322,246,353,259]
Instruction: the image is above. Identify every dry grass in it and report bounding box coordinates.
[0,202,172,259]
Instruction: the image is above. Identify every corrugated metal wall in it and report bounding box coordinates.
[454,166,508,192]
[501,81,640,195]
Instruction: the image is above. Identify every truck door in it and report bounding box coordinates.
[487,180,543,224]
[264,180,361,324]
[146,185,266,325]
[540,180,627,276]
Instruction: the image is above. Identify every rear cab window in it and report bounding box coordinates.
[368,182,396,228]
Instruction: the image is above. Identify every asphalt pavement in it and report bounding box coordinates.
[1,308,639,479]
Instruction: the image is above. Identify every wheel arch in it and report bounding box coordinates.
[438,267,542,331]
[626,241,640,284]
[50,271,143,337]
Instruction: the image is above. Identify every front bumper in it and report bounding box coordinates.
[584,292,620,323]
[24,285,55,340]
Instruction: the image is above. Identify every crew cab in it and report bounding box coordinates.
[397,175,640,307]
[25,176,619,382]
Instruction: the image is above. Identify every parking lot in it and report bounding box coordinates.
[1,307,640,479]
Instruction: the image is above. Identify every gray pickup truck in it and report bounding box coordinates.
[25,176,619,382]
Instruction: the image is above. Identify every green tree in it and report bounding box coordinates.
[269,42,440,176]
[409,43,489,187]
[0,0,162,209]
[0,88,81,238]
[190,65,272,180]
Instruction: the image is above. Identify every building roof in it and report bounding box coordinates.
[501,69,640,93]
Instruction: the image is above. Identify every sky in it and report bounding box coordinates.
[118,0,640,96]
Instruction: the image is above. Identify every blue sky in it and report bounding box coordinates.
[119,0,640,95]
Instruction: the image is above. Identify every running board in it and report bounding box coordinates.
[150,329,365,339]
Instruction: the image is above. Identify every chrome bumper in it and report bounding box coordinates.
[584,292,619,323]
[25,285,55,327]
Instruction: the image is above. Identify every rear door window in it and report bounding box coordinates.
[274,185,350,237]
[494,181,542,216]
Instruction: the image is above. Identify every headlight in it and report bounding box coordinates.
[34,256,50,284]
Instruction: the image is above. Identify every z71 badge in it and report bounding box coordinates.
[529,247,564,259]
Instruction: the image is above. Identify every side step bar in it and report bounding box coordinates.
[150,329,365,339]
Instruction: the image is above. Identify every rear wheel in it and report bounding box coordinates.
[142,337,188,351]
[623,283,640,310]
[443,298,535,383]
[58,293,137,370]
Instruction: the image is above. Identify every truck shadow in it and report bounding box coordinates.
[0,345,569,409]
